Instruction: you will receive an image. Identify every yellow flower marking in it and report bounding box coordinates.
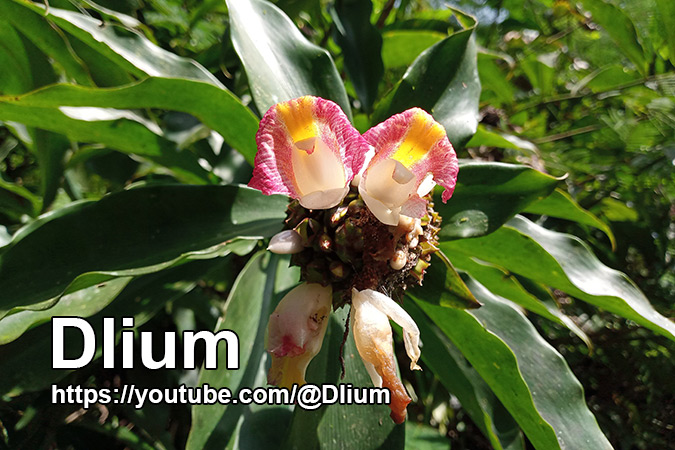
[276,97,317,143]
[391,110,446,168]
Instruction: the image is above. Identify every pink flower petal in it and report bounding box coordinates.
[249,96,369,209]
[363,108,458,203]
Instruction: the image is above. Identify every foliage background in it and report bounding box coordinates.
[0,0,673,449]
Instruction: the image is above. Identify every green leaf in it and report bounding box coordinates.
[520,53,556,95]
[32,129,69,210]
[0,20,33,95]
[0,21,71,211]
[417,251,481,309]
[330,0,383,112]
[0,1,94,86]
[0,276,131,345]
[442,215,675,342]
[2,78,260,165]
[404,424,459,450]
[405,301,525,450]
[466,125,538,153]
[282,306,403,450]
[524,188,616,249]
[0,176,41,219]
[409,278,613,450]
[477,53,516,106]
[7,0,222,86]
[0,185,287,318]
[381,30,445,69]
[655,0,675,67]
[579,0,649,75]
[436,161,558,240]
[0,100,210,184]
[0,260,215,396]
[375,10,480,147]
[447,252,590,346]
[225,0,351,118]
[187,252,294,450]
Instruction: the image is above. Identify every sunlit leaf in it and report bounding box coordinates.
[524,188,616,249]
[0,260,218,396]
[442,216,675,342]
[406,301,525,450]
[0,185,287,318]
[2,78,260,165]
[0,100,209,183]
[579,0,649,75]
[409,278,613,450]
[225,0,351,117]
[436,161,558,240]
[375,10,480,147]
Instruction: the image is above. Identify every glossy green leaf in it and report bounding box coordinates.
[331,0,383,112]
[447,252,590,346]
[226,0,351,117]
[187,252,295,450]
[579,0,649,75]
[0,1,94,86]
[436,161,558,240]
[417,251,481,309]
[0,259,217,396]
[466,125,538,153]
[7,0,222,86]
[381,30,445,69]
[0,100,209,184]
[375,11,480,147]
[0,276,131,345]
[0,236,256,344]
[409,278,613,450]
[282,306,403,450]
[0,185,287,317]
[405,301,525,450]
[442,215,675,341]
[524,188,616,249]
[2,78,260,165]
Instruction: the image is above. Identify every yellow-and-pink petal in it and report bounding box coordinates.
[360,108,458,224]
[249,96,369,210]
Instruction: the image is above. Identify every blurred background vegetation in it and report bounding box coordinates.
[0,0,673,449]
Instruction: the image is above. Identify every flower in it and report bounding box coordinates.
[359,108,459,225]
[251,97,454,424]
[351,288,421,424]
[266,283,332,388]
[249,96,370,210]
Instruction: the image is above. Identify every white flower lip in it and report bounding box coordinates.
[292,137,349,209]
